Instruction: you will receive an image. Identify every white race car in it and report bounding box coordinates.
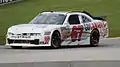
[6,11,109,49]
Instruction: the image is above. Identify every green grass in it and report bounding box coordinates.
[0,0,120,44]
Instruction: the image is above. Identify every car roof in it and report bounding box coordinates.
[40,11,88,15]
[41,11,68,15]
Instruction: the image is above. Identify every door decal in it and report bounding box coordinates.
[71,25,83,41]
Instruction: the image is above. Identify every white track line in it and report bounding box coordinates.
[105,37,120,40]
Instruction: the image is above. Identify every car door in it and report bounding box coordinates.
[67,14,84,42]
[80,14,93,40]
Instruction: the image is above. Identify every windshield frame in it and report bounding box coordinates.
[30,13,66,25]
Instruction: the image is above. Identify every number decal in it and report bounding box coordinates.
[44,36,50,44]
[71,25,83,41]
[71,26,77,41]
[77,25,84,41]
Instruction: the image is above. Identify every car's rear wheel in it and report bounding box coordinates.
[11,46,23,49]
[90,29,100,47]
[51,31,61,49]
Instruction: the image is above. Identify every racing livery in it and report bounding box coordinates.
[6,11,109,49]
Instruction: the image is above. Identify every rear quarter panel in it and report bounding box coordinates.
[92,20,109,39]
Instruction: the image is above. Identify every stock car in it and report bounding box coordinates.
[5,11,109,49]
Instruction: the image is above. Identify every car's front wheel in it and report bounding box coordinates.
[51,31,61,49]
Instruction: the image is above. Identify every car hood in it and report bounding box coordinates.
[8,24,61,34]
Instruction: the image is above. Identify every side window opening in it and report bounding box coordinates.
[81,15,91,23]
[68,15,80,25]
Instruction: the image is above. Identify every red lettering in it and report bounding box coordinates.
[100,22,102,28]
[44,36,50,44]
[91,23,95,29]
[97,23,100,28]
[78,25,83,38]
[94,23,97,28]
[71,25,83,41]
[102,22,104,28]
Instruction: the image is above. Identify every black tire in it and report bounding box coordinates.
[90,30,100,47]
[11,46,23,49]
[51,32,61,49]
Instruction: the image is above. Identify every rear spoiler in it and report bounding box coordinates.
[82,11,107,21]
[93,16,107,21]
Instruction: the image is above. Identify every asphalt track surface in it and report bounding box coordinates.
[0,38,120,63]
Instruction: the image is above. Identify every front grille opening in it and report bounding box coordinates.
[7,39,39,45]
[22,33,27,36]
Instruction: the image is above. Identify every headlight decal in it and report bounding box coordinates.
[44,36,50,44]
[8,32,14,35]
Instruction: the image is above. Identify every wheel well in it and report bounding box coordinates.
[52,30,61,37]
[91,28,100,36]
[51,30,61,48]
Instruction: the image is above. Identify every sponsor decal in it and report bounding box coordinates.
[91,23,95,29]
[61,27,71,40]
[91,22,105,29]
[91,22,98,29]
[84,23,91,31]
[11,35,31,38]
[44,36,50,44]
[71,25,83,41]
[94,22,107,29]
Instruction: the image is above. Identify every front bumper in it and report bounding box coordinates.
[7,38,40,45]
[5,43,51,47]
[6,37,51,47]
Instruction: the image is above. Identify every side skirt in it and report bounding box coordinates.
[61,37,90,46]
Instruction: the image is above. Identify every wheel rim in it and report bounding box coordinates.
[51,33,61,48]
[91,31,99,46]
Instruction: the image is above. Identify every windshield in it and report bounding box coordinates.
[30,13,66,24]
